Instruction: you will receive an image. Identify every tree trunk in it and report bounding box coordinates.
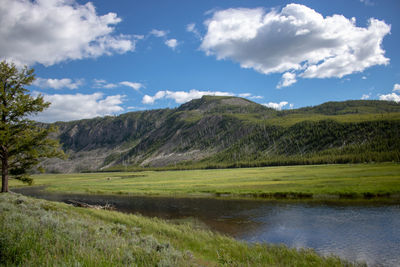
[1,154,8,193]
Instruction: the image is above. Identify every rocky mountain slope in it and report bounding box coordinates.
[41,96,400,173]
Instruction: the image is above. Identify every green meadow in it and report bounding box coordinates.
[11,163,400,199]
[231,111,400,127]
[5,163,399,266]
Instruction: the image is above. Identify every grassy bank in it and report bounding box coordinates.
[0,193,360,266]
[11,163,400,199]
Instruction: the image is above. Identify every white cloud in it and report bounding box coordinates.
[361,93,371,100]
[127,106,146,111]
[379,93,400,103]
[201,4,390,85]
[238,93,251,97]
[33,78,83,90]
[93,79,118,89]
[165,39,179,50]
[133,34,145,40]
[142,95,156,105]
[103,83,118,89]
[142,91,165,104]
[120,81,144,91]
[32,92,124,122]
[277,72,297,88]
[186,23,196,32]
[186,23,202,40]
[150,29,168,37]
[360,0,374,6]
[376,84,400,102]
[238,93,263,99]
[149,29,179,50]
[263,101,289,110]
[362,76,367,80]
[94,79,144,91]
[142,89,234,104]
[0,0,135,66]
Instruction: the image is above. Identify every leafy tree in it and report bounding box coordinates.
[0,61,64,192]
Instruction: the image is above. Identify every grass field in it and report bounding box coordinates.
[11,163,400,199]
[231,112,400,127]
[0,193,360,266]
[263,112,400,127]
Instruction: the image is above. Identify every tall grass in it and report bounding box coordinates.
[0,193,361,266]
[0,194,190,266]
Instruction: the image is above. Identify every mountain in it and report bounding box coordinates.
[41,96,400,173]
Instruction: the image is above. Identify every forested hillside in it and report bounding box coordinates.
[40,96,400,172]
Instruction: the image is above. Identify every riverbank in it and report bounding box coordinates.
[0,193,361,266]
[10,163,400,200]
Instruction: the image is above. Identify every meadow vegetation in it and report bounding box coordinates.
[11,163,400,199]
[0,193,362,266]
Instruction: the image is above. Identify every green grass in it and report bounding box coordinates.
[0,193,360,266]
[228,112,400,127]
[262,112,400,127]
[11,163,400,199]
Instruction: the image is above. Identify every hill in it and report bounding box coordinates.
[40,96,400,173]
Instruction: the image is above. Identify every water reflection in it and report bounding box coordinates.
[14,186,400,267]
[239,204,400,267]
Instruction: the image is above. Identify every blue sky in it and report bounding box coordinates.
[1,0,399,122]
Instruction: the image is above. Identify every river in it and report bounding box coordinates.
[13,186,400,267]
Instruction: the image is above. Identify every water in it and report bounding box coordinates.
[14,186,400,267]
[238,204,400,267]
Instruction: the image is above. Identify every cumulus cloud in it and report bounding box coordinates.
[165,39,179,50]
[93,79,118,89]
[0,0,134,66]
[263,101,290,110]
[127,106,146,111]
[186,23,202,40]
[32,92,124,122]
[150,29,168,37]
[142,89,234,104]
[361,93,371,100]
[186,23,196,32]
[360,0,374,6]
[33,78,83,90]
[149,29,180,50]
[201,4,390,86]
[120,81,144,91]
[379,93,400,103]
[377,84,400,102]
[277,72,297,88]
[133,34,145,40]
[238,93,263,99]
[238,93,251,97]
[93,79,144,91]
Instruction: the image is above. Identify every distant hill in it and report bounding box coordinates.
[40,96,400,173]
[285,100,400,115]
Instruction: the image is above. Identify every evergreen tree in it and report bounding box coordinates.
[0,61,64,192]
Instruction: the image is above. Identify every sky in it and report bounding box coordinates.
[1,0,400,122]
